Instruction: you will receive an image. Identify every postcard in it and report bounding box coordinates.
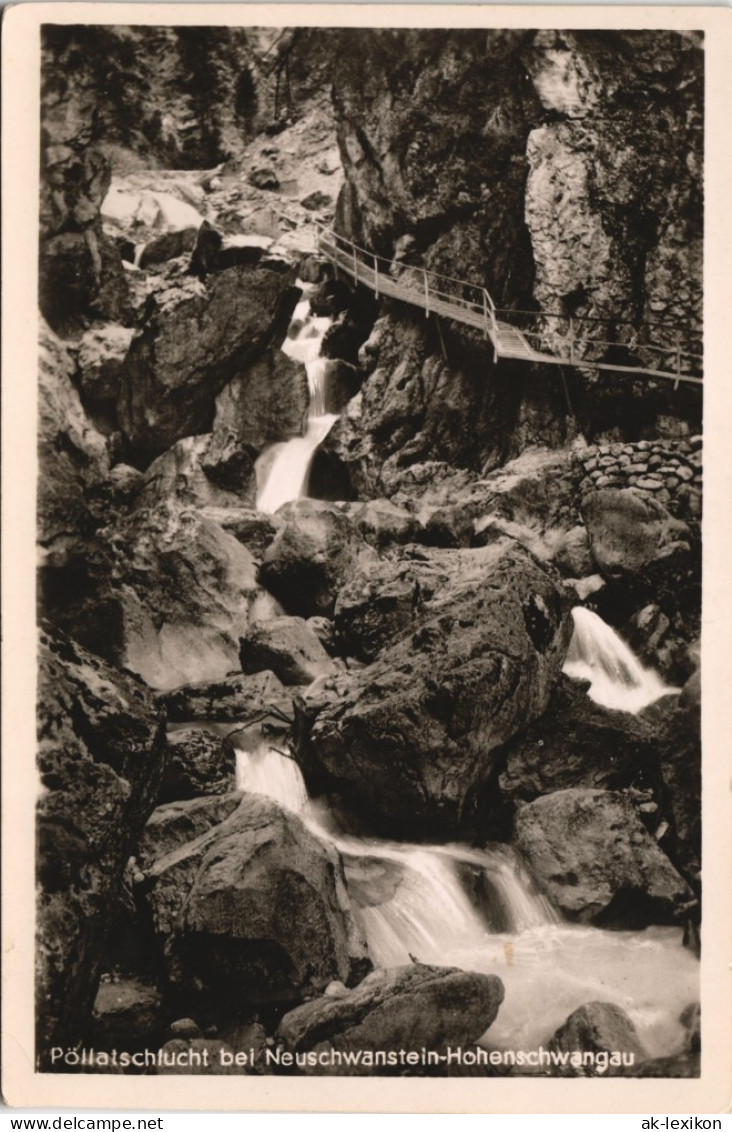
[2,2,731,1114]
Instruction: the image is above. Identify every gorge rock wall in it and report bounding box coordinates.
[329,29,703,488]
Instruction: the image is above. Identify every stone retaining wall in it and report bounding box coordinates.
[576,437,702,520]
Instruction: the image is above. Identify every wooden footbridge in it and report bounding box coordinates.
[313,223,703,387]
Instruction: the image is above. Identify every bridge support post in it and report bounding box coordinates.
[374,254,379,299]
[424,270,430,317]
[674,332,682,390]
[569,317,575,366]
[353,247,358,284]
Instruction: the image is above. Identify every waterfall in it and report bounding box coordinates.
[256,286,338,514]
[234,737,309,813]
[562,606,676,713]
[230,742,697,1058]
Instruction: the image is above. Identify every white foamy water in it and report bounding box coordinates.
[234,738,309,814]
[562,605,676,713]
[231,744,697,1061]
[256,286,338,513]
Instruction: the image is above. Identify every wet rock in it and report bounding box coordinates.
[212,345,309,457]
[297,541,571,836]
[582,489,691,579]
[36,629,166,1058]
[198,508,277,560]
[320,305,380,367]
[41,229,131,337]
[136,793,243,873]
[276,964,504,1074]
[260,500,362,618]
[498,675,660,809]
[91,978,164,1050]
[342,499,420,550]
[513,788,694,926]
[117,261,298,465]
[138,227,198,270]
[159,670,294,725]
[111,507,259,690]
[158,727,237,803]
[333,560,421,663]
[42,504,263,694]
[135,435,257,513]
[552,525,594,578]
[548,1002,646,1076]
[309,278,355,318]
[239,616,337,686]
[146,796,370,1013]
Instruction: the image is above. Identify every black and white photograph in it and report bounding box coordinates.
[3,4,731,1114]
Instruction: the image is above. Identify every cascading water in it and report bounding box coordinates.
[234,727,698,1061]
[233,736,309,814]
[562,605,676,713]
[256,285,339,514]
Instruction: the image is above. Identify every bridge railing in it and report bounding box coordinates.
[315,222,498,338]
[312,221,702,385]
[495,307,703,384]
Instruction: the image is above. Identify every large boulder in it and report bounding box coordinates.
[513,788,694,926]
[498,675,661,809]
[582,489,692,580]
[36,629,166,1060]
[135,435,257,513]
[212,346,309,456]
[239,616,337,686]
[198,508,277,560]
[113,507,260,690]
[333,548,453,663]
[548,1002,646,1076]
[44,507,261,692]
[275,965,504,1074]
[158,727,237,803]
[141,795,370,1014]
[297,540,571,836]
[116,261,299,465]
[259,500,363,618]
[341,499,420,551]
[136,794,244,873]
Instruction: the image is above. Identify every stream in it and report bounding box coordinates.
[246,283,698,1064]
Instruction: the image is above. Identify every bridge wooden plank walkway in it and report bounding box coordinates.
[315,226,703,387]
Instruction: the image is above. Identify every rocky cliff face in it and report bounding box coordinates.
[330,29,703,486]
